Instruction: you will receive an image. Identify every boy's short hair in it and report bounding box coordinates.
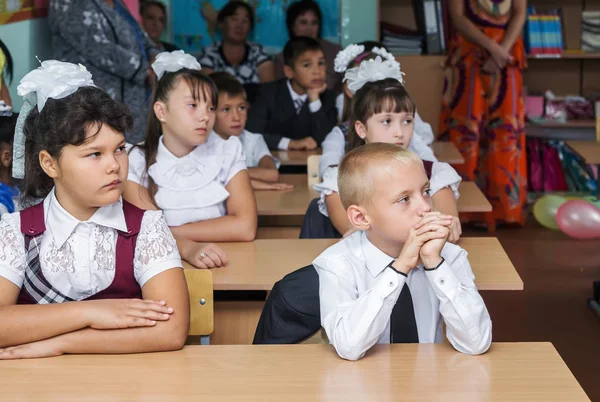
[0,113,17,146]
[283,36,323,67]
[209,72,246,99]
[338,143,423,210]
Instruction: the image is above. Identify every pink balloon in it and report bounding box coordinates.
[556,200,600,240]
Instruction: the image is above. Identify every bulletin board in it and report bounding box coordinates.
[172,0,340,56]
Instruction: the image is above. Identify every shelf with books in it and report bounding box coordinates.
[528,52,600,59]
[525,121,597,141]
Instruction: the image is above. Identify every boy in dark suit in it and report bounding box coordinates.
[246,37,338,150]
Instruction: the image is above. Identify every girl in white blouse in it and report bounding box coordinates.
[124,52,257,248]
[305,58,463,242]
[325,42,436,178]
[0,61,189,360]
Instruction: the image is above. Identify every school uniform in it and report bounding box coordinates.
[0,189,181,303]
[314,230,492,361]
[128,133,247,227]
[245,79,338,150]
[238,130,280,169]
[300,158,461,238]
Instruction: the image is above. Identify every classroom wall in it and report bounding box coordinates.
[0,17,52,112]
[0,0,377,112]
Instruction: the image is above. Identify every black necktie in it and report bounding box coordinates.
[390,282,419,343]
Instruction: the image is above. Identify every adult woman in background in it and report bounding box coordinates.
[439,0,527,226]
[199,1,275,84]
[274,0,341,94]
[48,0,157,144]
[140,0,179,52]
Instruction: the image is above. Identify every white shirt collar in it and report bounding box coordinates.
[44,188,128,249]
[360,231,423,277]
[286,80,307,102]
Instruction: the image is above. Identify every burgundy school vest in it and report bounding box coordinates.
[17,200,145,304]
[423,160,433,179]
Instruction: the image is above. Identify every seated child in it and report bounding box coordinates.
[323,42,436,178]
[303,56,462,242]
[124,51,257,254]
[0,61,189,359]
[0,113,19,215]
[314,143,492,361]
[246,36,337,150]
[209,71,293,191]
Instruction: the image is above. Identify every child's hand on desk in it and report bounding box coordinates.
[251,180,294,191]
[393,213,452,275]
[184,242,228,269]
[288,137,317,150]
[86,299,174,329]
[0,337,64,360]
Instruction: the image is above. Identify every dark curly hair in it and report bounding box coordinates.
[20,86,133,205]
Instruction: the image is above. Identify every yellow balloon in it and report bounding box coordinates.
[533,195,568,230]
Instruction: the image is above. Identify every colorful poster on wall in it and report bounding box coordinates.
[172,0,339,56]
[0,0,48,25]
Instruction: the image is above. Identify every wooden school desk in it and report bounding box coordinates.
[256,176,492,224]
[431,141,465,164]
[0,343,588,401]
[188,237,522,344]
[272,143,465,167]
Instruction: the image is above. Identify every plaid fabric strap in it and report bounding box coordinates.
[19,202,74,304]
[22,233,74,304]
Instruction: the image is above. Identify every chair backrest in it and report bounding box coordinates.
[184,269,214,337]
[307,155,322,187]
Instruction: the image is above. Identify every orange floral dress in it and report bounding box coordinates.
[439,0,527,225]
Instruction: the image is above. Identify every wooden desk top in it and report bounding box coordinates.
[255,174,318,216]
[566,141,600,165]
[256,176,492,216]
[192,237,522,291]
[0,343,586,401]
[432,141,465,164]
[459,181,493,212]
[272,149,322,166]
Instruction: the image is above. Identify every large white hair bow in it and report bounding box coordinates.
[334,44,366,73]
[13,60,95,179]
[343,56,404,94]
[152,50,201,79]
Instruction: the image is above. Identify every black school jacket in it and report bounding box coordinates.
[246,79,338,150]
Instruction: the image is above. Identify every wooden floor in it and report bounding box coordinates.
[465,217,600,401]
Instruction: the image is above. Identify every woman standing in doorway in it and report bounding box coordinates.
[440,0,527,226]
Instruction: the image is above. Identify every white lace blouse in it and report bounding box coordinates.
[128,133,247,227]
[0,189,182,301]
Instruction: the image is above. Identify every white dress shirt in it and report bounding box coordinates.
[128,133,247,227]
[0,189,182,300]
[277,80,324,150]
[314,231,492,361]
[314,160,462,217]
[238,130,280,168]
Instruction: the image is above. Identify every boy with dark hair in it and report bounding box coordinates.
[246,36,337,150]
[0,113,19,214]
